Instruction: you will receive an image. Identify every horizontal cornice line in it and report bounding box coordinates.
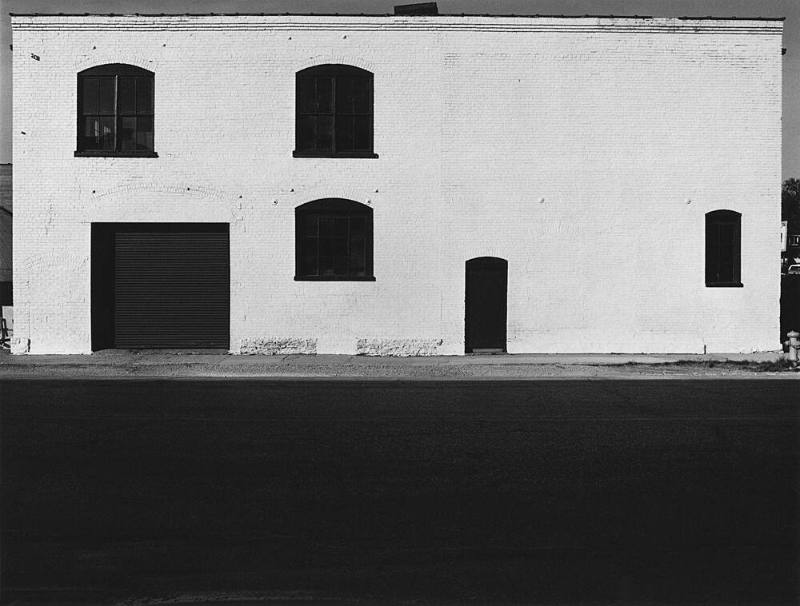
[11,24,783,34]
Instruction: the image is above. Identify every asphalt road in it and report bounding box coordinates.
[0,379,797,605]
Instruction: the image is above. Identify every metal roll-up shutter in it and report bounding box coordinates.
[110,224,229,349]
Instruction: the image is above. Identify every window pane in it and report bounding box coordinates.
[717,259,732,283]
[81,117,98,149]
[333,217,348,238]
[119,116,136,150]
[350,216,365,237]
[98,77,115,113]
[318,217,348,240]
[353,116,371,151]
[352,77,370,114]
[81,78,99,114]
[332,237,348,275]
[333,250,348,275]
[317,236,349,275]
[316,116,333,152]
[83,116,114,150]
[319,217,335,238]
[298,115,334,152]
[302,215,318,237]
[136,115,154,151]
[336,77,355,113]
[99,116,115,149]
[336,76,369,114]
[118,77,136,114]
[349,237,366,274]
[297,115,315,152]
[335,116,355,152]
[718,224,734,282]
[710,224,722,282]
[315,77,333,113]
[136,77,153,113]
[301,237,318,276]
[297,77,317,114]
[319,237,334,276]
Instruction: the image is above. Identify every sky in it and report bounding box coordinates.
[1,0,799,177]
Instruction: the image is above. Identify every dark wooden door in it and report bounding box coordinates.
[465,257,507,353]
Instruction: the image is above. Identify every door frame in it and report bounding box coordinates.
[464,256,508,354]
[91,222,230,351]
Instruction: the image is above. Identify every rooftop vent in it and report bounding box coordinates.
[394,2,438,16]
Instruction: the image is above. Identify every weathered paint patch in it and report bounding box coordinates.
[238,337,317,355]
[357,338,444,356]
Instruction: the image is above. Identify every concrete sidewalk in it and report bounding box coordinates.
[0,349,795,379]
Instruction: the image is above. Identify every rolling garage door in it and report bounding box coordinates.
[92,223,229,349]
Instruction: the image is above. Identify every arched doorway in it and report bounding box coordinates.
[465,257,507,353]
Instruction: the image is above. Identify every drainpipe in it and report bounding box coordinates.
[786,331,800,367]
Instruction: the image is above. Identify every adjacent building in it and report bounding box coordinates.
[0,163,11,340]
[10,13,783,354]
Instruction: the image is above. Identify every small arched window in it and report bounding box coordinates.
[76,64,156,157]
[706,210,742,287]
[295,199,374,280]
[294,64,376,158]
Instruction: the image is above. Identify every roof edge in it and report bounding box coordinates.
[7,13,787,21]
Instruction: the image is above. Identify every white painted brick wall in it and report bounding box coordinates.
[10,16,783,354]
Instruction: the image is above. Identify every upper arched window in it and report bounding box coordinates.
[76,64,156,157]
[706,210,742,287]
[295,199,374,280]
[294,65,376,158]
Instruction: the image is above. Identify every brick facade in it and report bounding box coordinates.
[10,15,783,354]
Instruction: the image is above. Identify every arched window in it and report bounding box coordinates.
[294,65,376,158]
[76,64,156,157]
[706,210,742,287]
[295,199,374,280]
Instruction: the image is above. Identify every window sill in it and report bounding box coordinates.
[75,151,158,158]
[706,282,743,288]
[293,151,379,159]
[295,276,376,281]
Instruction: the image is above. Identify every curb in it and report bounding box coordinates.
[0,351,796,379]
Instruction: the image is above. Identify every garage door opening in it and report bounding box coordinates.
[91,223,230,350]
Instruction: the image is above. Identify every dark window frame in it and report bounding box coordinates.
[295,198,375,281]
[705,209,743,287]
[294,64,378,159]
[76,63,158,158]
